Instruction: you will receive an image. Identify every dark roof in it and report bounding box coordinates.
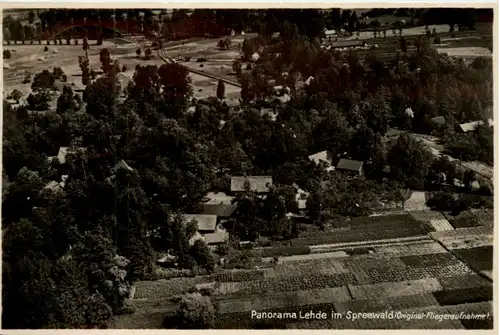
[336,159,363,172]
[203,203,238,217]
[330,40,365,48]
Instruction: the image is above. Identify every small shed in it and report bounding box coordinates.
[336,159,364,176]
[308,151,334,167]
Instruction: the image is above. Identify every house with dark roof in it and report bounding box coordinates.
[336,159,364,176]
[183,214,218,233]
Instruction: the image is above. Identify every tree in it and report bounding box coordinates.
[190,240,215,272]
[174,293,215,329]
[3,26,11,45]
[388,133,435,189]
[145,48,152,60]
[216,79,225,99]
[8,89,23,103]
[82,37,89,58]
[136,48,141,57]
[99,48,113,74]
[400,37,408,55]
[28,10,35,24]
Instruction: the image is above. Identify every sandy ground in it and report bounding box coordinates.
[4,35,244,104]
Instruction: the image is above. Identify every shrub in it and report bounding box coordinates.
[52,67,64,79]
[434,36,441,44]
[3,50,11,59]
[175,293,215,329]
[197,57,207,62]
[145,48,152,60]
[8,89,23,102]
[136,48,141,57]
[44,46,49,51]
[116,305,136,315]
[61,74,67,82]
[199,64,204,68]
[122,65,127,72]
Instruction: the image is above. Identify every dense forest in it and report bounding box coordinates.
[2,8,494,329]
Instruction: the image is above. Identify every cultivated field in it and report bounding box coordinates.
[114,211,493,329]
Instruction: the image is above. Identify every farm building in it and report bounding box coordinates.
[223,98,241,112]
[308,150,334,167]
[260,108,279,121]
[231,176,273,193]
[42,180,64,193]
[113,160,134,172]
[458,119,494,133]
[431,116,446,126]
[336,159,364,176]
[48,146,87,164]
[183,214,218,232]
[329,40,366,49]
[204,231,229,245]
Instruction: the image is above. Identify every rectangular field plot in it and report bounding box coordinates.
[133,276,214,299]
[399,253,458,268]
[216,269,266,283]
[287,315,464,329]
[333,293,439,314]
[451,246,493,273]
[433,286,493,306]
[437,274,492,291]
[265,259,350,278]
[366,262,474,284]
[373,241,448,257]
[470,208,494,228]
[445,211,482,229]
[348,278,443,300]
[214,272,358,296]
[215,286,351,314]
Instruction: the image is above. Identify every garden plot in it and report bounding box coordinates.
[262,251,348,264]
[409,210,454,231]
[264,259,350,278]
[470,208,494,228]
[430,227,493,250]
[399,252,458,268]
[445,211,482,229]
[451,246,493,274]
[334,293,440,314]
[437,274,492,291]
[366,262,474,284]
[214,272,358,297]
[437,47,492,58]
[215,286,351,314]
[373,241,448,257]
[133,276,214,300]
[348,278,443,300]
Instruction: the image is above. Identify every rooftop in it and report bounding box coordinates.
[308,150,333,166]
[203,203,238,217]
[231,176,273,193]
[113,160,134,173]
[204,231,229,245]
[336,158,364,172]
[183,214,217,232]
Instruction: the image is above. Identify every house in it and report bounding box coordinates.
[223,98,241,112]
[458,119,493,133]
[308,150,334,167]
[113,160,134,173]
[230,176,273,193]
[292,183,309,210]
[431,116,446,126]
[329,40,366,49]
[201,192,237,217]
[260,108,279,121]
[183,214,217,232]
[204,231,229,245]
[336,159,364,176]
[42,180,64,194]
[48,146,87,164]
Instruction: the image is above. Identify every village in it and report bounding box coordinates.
[2,8,495,330]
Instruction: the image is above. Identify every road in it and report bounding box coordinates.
[156,51,242,89]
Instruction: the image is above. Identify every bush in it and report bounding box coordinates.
[61,74,67,82]
[199,64,204,68]
[197,57,207,62]
[175,293,215,329]
[122,65,127,72]
[52,67,64,79]
[3,50,11,59]
[116,305,136,315]
[434,36,441,44]
[44,46,48,51]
